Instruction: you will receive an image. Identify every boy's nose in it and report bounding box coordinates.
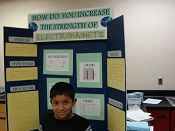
[57,104,64,110]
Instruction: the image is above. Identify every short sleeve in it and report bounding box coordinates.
[85,125,93,131]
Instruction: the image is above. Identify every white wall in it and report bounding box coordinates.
[1,0,175,90]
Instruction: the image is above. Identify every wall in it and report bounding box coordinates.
[0,0,175,90]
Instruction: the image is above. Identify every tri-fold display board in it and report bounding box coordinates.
[4,10,126,131]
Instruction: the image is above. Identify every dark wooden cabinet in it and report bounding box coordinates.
[171,111,175,131]
[147,108,170,131]
[147,108,175,131]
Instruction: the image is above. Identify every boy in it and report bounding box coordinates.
[42,82,92,131]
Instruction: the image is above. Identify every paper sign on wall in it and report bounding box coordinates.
[77,53,102,88]
[108,104,125,131]
[43,49,73,75]
[80,62,100,82]
[107,58,125,91]
[8,36,33,43]
[5,43,37,57]
[6,67,38,81]
[74,93,104,120]
[10,60,35,67]
[28,8,112,42]
[7,91,40,131]
[10,84,36,92]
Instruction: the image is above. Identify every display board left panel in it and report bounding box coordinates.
[4,27,40,131]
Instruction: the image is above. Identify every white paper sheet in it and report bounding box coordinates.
[46,53,69,71]
[143,98,162,104]
[75,98,101,117]
[80,62,100,82]
[127,108,152,122]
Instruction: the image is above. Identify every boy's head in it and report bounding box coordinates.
[50,82,76,120]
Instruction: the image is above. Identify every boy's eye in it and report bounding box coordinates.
[53,101,59,105]
[52,100,70,106]
[63,101,69,105]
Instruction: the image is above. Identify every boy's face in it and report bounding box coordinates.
[51,95,76,120]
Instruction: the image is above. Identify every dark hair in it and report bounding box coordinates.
[50,82,75,101]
